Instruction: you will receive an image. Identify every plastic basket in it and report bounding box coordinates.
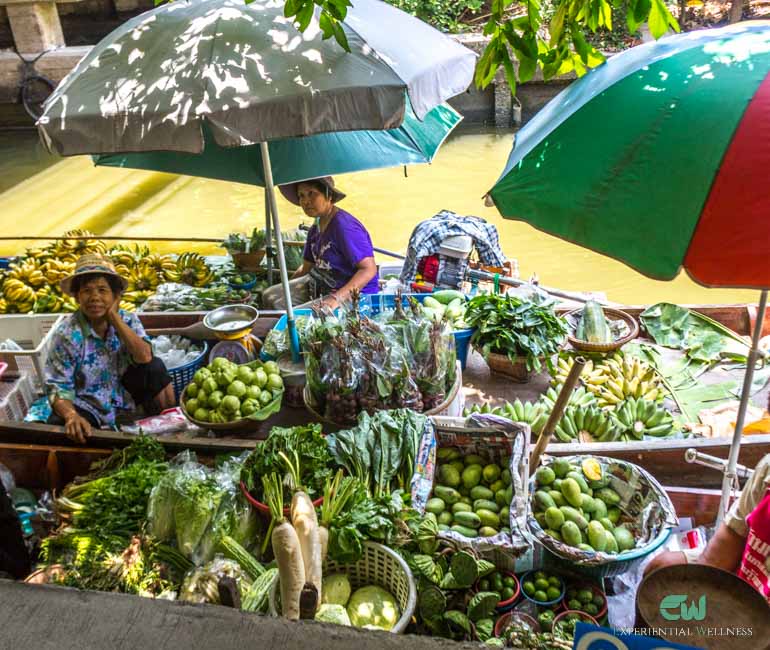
[165,341,209,401]
[0,314,64,390]
[268,541,417,634]
[542,526,672,579]
[0,373,35,421]
[360,292,475,369]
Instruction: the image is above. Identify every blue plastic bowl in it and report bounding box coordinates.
[519,569,566,608]
[228,276,257,291]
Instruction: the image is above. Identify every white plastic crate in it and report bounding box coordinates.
[0,314,64,391]
[0,373,35,421]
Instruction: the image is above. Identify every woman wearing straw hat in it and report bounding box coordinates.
[262,176,379,309]
[44,253,175,443]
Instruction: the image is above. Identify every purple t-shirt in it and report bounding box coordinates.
[303,209,379,294]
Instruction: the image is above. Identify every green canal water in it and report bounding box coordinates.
[0,127,755,306]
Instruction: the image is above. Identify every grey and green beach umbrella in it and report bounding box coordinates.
[37,0,476,359]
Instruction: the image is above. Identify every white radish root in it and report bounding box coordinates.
[273,521,305,620]
[292,490,322,604]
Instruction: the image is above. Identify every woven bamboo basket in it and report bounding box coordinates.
[268,541,417,633]
[485,351,536,383]
[232,250,265,272]
[565,307,639,353]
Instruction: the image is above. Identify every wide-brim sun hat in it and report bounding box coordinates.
[60,253,129,296]
[279,176,346,206]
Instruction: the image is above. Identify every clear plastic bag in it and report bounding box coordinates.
[179,555,252,604]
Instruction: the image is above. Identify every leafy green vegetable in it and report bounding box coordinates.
[640,303,752,365]
[326,408,426,498]
[465,292,568,373]
[240,424,333,504]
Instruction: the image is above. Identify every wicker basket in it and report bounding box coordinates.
[268,541,417,634]
[485,351,535,383]
[565,307,639,353]
[232,251,265,272]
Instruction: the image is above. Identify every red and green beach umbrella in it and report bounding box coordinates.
[488,21,770,523]
[489,21,770,289]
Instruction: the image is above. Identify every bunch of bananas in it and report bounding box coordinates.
[553,404,622,443]
[552,355,595,385]
[125,262,161,293]
[6,259,46,288]
[611,397,677,440]
[32,286,77,314]
[583,353,664,407]
[3,278,37,312]
[41,259,76,284]
[165,252,215,287]
[540,384,597,410]
[465,399,550,435]
[47,229,107,261]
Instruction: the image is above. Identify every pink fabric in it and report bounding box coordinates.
[737,487,770,604]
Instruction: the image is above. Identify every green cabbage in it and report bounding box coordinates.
[315,603,352,626]
[346,586,399,631]
[322,573,352,607]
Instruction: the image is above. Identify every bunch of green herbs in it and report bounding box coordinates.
[239,424,333,504]
[465,292,568,373]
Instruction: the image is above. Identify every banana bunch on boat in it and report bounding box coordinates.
[163,252,215,288]
[610,396,677,440]
[464,399,550,435]
[583,353,664,407]
[553,404,622,443]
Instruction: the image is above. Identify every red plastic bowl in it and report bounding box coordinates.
[494,611,540,638]
[562,582,608,620]
[496,571,521,610]
[240,480,323,517]
[552,609,599,636]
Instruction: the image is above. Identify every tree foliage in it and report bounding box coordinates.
[277,0,680,90]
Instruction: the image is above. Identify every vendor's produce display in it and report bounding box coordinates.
[565,301,635,350]
[180,357,283,425]
[428,447,513,540]
[417,290,470,330]
[465,292,568,373]
[222,227,307,272]
[304,295,456,424]
[529,455,676,572]
[140,282,253,312]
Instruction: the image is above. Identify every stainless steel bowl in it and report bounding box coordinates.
[203,304,259,335]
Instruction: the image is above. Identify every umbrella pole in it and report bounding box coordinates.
[259,142,301,363]
[265,187,274,286]
[717,289,768,525]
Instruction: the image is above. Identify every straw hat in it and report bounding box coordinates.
[60,253,128,296]
[279,176,346,206]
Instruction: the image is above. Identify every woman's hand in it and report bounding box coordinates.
[106,294,122,324]
[320,294,339,309]
[64,412,92,444]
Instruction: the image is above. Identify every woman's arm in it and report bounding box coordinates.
[698,523,746,573]
[108,297,152,364]
[324,257,377,306]
[292,260,314,279]
[52,398,92,443]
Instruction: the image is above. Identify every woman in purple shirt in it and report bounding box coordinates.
[263,176,379,309]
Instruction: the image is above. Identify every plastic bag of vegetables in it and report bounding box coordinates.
[179,556,252,604]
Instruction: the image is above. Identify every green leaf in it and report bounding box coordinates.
[295,0,315,31]
[549,2,568,45]
[284,0,301,18]
[467,591,500,622]
[500,48,518,95]
[331,19,351,51]
[648,0,669,38]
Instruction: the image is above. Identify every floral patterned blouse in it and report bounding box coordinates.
[44,310,150,426]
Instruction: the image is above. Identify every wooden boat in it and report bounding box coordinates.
[0,304,769,492]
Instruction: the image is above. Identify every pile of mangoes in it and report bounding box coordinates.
[426,447,514,539]
[531,457,636,554]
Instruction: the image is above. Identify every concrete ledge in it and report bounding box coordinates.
[0,580,481,650]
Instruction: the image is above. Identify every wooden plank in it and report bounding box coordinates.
[5,0,65,53]
[0,581,483,650]
[664,486,722,526]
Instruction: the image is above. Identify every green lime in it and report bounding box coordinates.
[578,589,593,604]
[479,578,490,591]
[585,603,599,616]
[568,598,582,610]
[534,590,548,602]
[492,575,504,592]
[546,586,561,601]
[592,594,605,608]
[502,575,516,589]
[548,576,561,587]
[500,586,514,601]
[533,571,547,582]
[522,581,536,596]
[534,578,550,591]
